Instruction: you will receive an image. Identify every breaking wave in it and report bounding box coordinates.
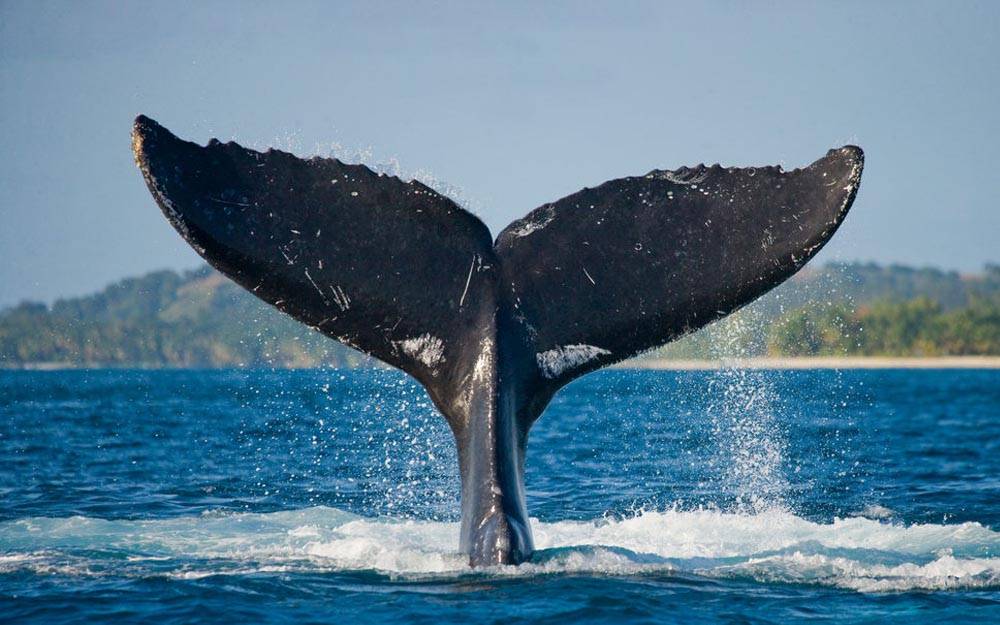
[2,506,997,593]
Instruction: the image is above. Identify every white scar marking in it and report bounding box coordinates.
[207,197,250,207]
[394,334,445,368]
[472,336,495,384]
[329,284,351,311]
[651,167,710,186]
[459,255,476,308]
[536,344,611,379]
[582,266,596,285]
[509,205,555,237]
[303,269,328,304]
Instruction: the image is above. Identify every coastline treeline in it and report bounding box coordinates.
[1,263,998,367]
[768,296,1000,356]
[0,268,367,368]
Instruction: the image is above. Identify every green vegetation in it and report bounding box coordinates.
[768,296,1000,357]
[0,267,368,368]
[642,263,1000,360]
[1,263,998,367]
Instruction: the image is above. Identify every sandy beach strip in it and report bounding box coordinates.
[617,356,1000,370]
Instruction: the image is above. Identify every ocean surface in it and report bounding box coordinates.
[1,367,998,623]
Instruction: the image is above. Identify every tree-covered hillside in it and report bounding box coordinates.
[1,263,998,367]
[653,263,1000,359]
[0,267,369,367]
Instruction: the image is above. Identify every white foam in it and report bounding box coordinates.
[1,507,997,592]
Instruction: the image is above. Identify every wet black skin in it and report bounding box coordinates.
[132,115,863,565]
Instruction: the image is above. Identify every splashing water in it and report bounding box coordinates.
[2,506,997,593]
[355,371,459,520]
[3,366,999,623]
[240,369,459,520]
[705,309,789,513]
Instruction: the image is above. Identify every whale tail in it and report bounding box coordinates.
[132,115,862,565]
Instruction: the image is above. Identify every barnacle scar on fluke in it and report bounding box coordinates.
[131,115,863,566]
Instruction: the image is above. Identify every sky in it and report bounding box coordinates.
[1,0,998,307]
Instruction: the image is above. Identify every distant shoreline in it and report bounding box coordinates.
[3,356,1000,371]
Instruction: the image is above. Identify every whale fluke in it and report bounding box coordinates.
[495,152,863,399]
[132,115,863,566]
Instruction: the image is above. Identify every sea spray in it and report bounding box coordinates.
[705,308,790,513]
[689,262,874,516]
[237,369,458,520]
[357,369,458,520]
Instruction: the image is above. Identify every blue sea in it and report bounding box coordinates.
[1,368,998,623]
